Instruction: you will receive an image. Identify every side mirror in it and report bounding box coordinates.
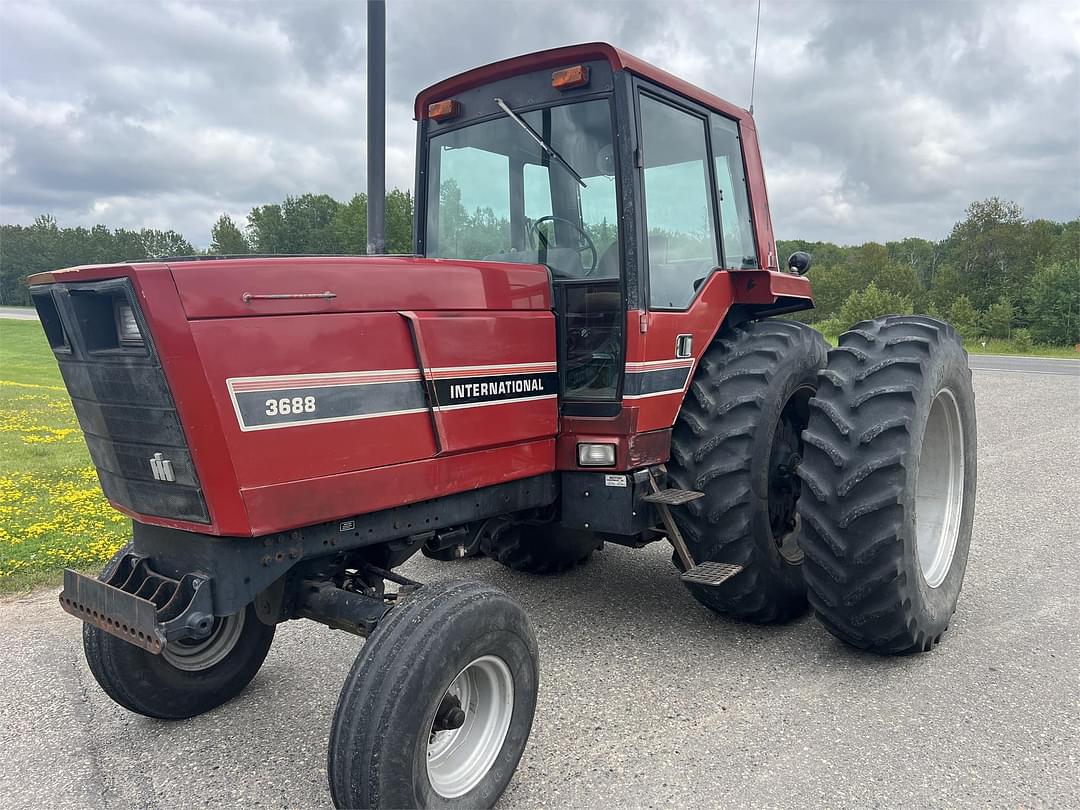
[787,251,812,275]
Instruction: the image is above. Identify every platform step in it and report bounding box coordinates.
[680,561,745,587]
[642,488,704,506]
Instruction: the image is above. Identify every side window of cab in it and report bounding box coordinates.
[710,114,759,269]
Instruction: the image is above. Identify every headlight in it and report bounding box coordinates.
[577,442,616,467]
[115,302,143,346]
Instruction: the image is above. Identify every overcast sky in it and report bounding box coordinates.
[1,0,1077,247]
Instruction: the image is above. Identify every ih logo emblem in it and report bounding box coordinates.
[149,452,175,482]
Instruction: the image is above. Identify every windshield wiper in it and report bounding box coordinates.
[494,98,587,188]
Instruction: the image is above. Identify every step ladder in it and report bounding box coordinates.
[642,467,745,588]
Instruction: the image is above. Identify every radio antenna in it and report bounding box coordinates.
[749,0,762,115]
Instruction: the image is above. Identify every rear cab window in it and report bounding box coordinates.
[710,114,758,269]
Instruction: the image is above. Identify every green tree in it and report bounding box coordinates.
[980,299,1014,339]
[887,236,939,288]
[942,197,1028,310]
[0,195,1072,340]
[280,194,342,253]
[0,225,36,304]
[209,214,250,254]
[1025,260,1080,344]
[876,261,923,307]
[246,203,287,253]
[801,263,858,323]
[1051,219,1080,265]
[328,190,413,255]
[845,242,896,288]
[248,194,343,254]
[947,295,980,342]
[428,179,511,259]
[837,282,913,327]
[385,189,414,253]
[929,262,966,312]
[138,229,194,259]
[331,193,368,254]
[112,228,148,261]
[1025,218,1063,265]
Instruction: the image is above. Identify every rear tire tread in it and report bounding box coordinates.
[668,319,829,624]
[797,315,976,655]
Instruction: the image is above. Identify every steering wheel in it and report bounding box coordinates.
[528,216,598,277]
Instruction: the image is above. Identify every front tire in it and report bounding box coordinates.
[668,319,829,623]
[328,580,539,809]
[796,315,977,654]
[83,550,275,720]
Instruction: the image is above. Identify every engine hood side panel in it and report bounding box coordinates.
[167,256,553,319]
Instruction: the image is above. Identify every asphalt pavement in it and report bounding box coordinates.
[1,360,1079,809]
[0,306,37,321]
[968,353,1080,376]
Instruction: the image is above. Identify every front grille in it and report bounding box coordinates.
[31,280,210,524]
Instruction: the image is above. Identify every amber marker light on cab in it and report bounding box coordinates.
[428,99,460,121]
[552,65,590,90]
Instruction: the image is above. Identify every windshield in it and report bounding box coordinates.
[424,99,619,279]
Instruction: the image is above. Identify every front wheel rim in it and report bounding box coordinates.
[426,655,515,799]
[915,388,965,588]
[161,611,245,672]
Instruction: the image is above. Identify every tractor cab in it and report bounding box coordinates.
[414,43,800,421]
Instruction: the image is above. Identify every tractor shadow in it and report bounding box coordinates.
[404,542,909,682]
[116,544,942,810]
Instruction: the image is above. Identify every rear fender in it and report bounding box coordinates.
[625,269,813,435]
[728,269,815,321]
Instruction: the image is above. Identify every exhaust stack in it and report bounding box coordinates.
[366,0,386,255]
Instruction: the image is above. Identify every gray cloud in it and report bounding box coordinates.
[0,0,1076,246]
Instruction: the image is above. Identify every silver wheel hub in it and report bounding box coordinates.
[426,655,514,799]
[915,388,965,588]
[161,611,245,672]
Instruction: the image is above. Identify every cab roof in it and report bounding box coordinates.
[414,41,753,128]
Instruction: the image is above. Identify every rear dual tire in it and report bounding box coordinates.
[796,315,977,654]
[667,314,976,654]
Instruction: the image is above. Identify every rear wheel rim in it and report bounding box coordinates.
[769,385,814,563]
[426,655,514,799]
[916,387,965,588]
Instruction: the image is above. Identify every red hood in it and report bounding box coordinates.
[30,256,553,318]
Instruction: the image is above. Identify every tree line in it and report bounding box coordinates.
[0,218,194,307]
[778,198,1078,346]
[1,194,1076,346]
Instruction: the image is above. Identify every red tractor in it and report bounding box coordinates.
[33,43,976,809]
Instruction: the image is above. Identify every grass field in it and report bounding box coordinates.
[965,339,1079,358]
[0,319,128,591]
